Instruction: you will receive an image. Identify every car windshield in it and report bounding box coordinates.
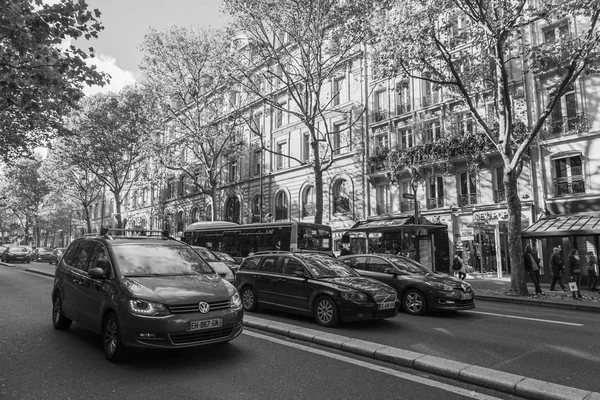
[113,244,214,277]
[11,248,28,253]
[301,256,359,278]
[386,256,432,274]
[191,246,219,262]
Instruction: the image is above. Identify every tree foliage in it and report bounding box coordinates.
[139,26,246,220]
[0,0,108,163]
[223,0,384,224]
[373,0,600,294]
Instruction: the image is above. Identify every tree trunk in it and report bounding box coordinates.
[85,207,92,233]
[506,169,528,295]
[311,127,323,225]
[211,187,218,221]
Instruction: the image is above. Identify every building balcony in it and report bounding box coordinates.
[494,189,506,203]
[427,197,444,210]
[422,92,440,107]
[376,204,391,215]
[374,110,389,123]
[400,201,416,212]
[396,103,411,115]
[541,113,588,139]
[554,179,585,197]
[459,193,477,206]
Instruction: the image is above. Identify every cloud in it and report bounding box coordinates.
[84,53,137,96]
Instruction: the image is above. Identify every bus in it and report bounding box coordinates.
[182,221,334,261]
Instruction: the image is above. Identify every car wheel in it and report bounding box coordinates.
[52,294,72,330]
[313,296,339,327]
[103,312,126,362]
[403,289,427,316]
[241,286,258,312]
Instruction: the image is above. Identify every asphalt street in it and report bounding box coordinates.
[2,261,600,400]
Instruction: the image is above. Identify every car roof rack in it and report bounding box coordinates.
[84,228,173,240]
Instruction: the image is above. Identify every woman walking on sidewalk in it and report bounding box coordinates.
[568,249,583,300]
[586,251,598,292]
[549,247,567,291]
[524,245,543,294]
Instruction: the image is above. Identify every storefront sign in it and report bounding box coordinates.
[473,210,509,223]
[460,229,474,241]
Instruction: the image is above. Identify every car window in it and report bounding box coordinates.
[113,244,213,276]
[282,257,305,276]
[387,256,431,274]
[192,246,219,261]
[343,256,369,271]
[370,257,393,273]
[88,243,114,279]
[72,241,96,272]
[240,257,259,271]
[61,243,80,266]
[258,256,280,273]
[302,256,359,278]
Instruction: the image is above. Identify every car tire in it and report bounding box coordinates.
[241,286,258,312]
[52,294,72,330]
[103,312,126,362]
[403,289,427,316]
[313,296,340,327]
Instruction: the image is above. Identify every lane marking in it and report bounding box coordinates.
[244,330,505,400]
[465,310,584,326]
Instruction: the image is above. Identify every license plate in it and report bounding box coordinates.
[379,301,396,310]
[188,318,223,331]
[460,293,473,300]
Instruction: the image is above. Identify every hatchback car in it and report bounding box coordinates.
[191,246,235,284]
[51,229,243,362]
[339,254,475,316]
[235,252,399,327]
[48,247,67,265]
[2,246,32,263]
[32,247,53,262]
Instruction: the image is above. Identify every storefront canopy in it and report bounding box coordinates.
[346,216,444,233]
[522,214,600,238]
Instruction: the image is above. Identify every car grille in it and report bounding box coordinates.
[169,300,230,314]
[169,326,234,344]
[373,293,397,303]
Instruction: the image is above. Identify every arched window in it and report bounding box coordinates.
[225,197,240,223]
[333,179,350,214]
[275,192,288,220]
[251,196,262,222]
[302,186,315,217]
[191,207,199,223]
[131,193,137,209]
[205,204,213,221]
[177,211,184,233]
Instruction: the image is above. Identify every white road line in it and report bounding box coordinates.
[244,330,505,400]
[465,310,584,326]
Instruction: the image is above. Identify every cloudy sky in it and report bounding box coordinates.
[77,0,231,95]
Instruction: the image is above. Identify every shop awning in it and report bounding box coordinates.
[346,216,444,233]
[521,214,600,238]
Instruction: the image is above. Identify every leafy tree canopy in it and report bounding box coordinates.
[0,0,108,163]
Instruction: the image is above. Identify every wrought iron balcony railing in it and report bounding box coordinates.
[427,197,444,210]
[459,193,477,206]
[374,110,389,123]
[541,113,588,139]
[396,103,411,115]
[554,179,585,196]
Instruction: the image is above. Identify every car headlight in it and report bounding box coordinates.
[340,291,368,302]
[129,299,170,316]
[426,282,454,292]
[230,292,242,309]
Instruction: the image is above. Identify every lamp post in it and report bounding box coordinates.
[410,168,420,262]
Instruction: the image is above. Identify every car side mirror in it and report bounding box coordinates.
[88,267,106,279]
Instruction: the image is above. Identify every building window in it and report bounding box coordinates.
[332,123,348,155]
[375,131,389,149]
[253,112,264,136]
[333,75,346,106]
[251,196,262,222]
[459,171,477,206]
[302,186,316,217]
[191,207,199,223]
[395,81,411,115]
[494,166,505,203]
[374,89,387,122]
[455,111,474,135]
[424,118,442,142]
[276,141,287,170]
[94,204,98,219]
[302,133,310,162]
[398,126,414,149]
[546,84,584,135]
[274,101,286,128]
[421,73,440,107]
[205,204,213,221]
[428,177,444,209]
[553,155,585,196]
[254,150,262,175]
[376,184,390,215]
[229,160,238,182]
[400,181,416,213]
[177,211,185,233]
[275,192,288,221]
[225,197,240,223]
[543,21,569,44]
[333,179,350,214]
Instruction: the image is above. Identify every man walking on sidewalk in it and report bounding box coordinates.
[524,245,543,294]
[549,246,567,291]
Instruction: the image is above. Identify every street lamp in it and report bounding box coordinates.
[410,169,419,225]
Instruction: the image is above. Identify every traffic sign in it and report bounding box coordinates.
[402,193,415,199]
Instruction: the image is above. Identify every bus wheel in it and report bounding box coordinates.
[241,286,258,311]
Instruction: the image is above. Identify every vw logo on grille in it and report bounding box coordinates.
[198,301,210,314]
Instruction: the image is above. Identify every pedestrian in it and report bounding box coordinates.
[452,254,466,280]
[568,248,583,300]
[523,245,543,294]
[549,246,567,291]
[339,244,350,256]
[586,251,598,292]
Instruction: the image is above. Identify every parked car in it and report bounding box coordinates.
[212,250,241,273]
[1,246,32,263]
[191,246,235,284]
[339,254,475,316]
[51,228,243,362]
[235,252,399,327]
[32,247,54,262]
[49,247,67,265]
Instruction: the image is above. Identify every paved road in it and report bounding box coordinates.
[0,265,519,400]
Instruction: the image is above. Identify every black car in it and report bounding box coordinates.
[235,252,399,327]
[1,246,32,263]
[339,254,475,316]
[52,228,243,362]
[32,247,53,262]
